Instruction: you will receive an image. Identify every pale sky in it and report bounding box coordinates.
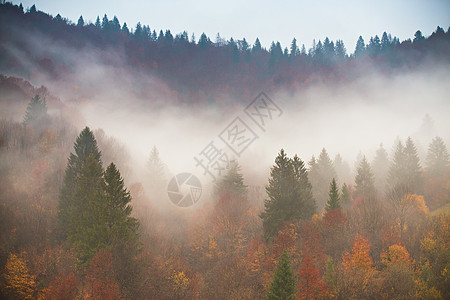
[12,0,450,53]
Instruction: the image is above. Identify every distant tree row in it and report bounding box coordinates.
[5,2,449,59]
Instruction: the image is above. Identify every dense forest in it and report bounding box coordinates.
[1,2,450,101]
[0,2,449,299]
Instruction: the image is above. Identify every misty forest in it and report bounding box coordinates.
[1,2,450,299]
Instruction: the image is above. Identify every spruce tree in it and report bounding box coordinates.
[341,183,351,207]
[261,150,315,241]
[426,136,450,176]
[388,139,405,189]
[252,38,262,53]
[23,95,47,127]
[325,178,341,212]
[95,16,101,28]
[104,163,140,289]
[354,156,376,199]
[354,36,365,57]
[292,154,316,217]
[59,127,140,268]
[372,143,390,194]
[404,137,422,193]
[214,160,247,199]
[77,16,84,27]
[58,127,102,238]
[265,252,296,300]
[290,38,299,57]
[69,154,107,263]
[309,148,337,211]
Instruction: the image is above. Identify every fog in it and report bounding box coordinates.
[3,28,450,207]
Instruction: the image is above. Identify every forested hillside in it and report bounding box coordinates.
[0,2,449,299]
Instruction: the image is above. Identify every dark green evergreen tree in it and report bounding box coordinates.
[426,136,450,176]
[290,38,299,57]
[198,33,209,49]
[413,30,425,43]
[104,163,140,290]
[101,14,109,30]
[77,16,84,27]
[252,38,262,53]
[69,154,107,264]
[292,154,316,216]
[323,37,335,62]
[335,40,347,60]
[354,36,365,57]
[354,155,376,199]
[381,32,391,52]
[265,251,296,300]
[122,22,129,34]
[111,16,120,31]
[58,127,102,240]
[95,16,101,28]
[261,150,315,240]
[325,178,341,212]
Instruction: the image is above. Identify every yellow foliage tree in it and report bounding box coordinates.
[381,244,412,267]
[339,235,377,298]
[3,252,36,299]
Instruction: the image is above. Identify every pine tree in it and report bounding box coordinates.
[290,38,299,57]
[58,127,102,239]
[292,154,316,216]
[388,139,405,188]
[404,137,423,194]
[335,40,347,60]
[309,148,337,211]
[198,33,209,49]
[69,153,107,263]
[266,252,296,300]
[122,22,129,34]
[372,143,390,194]
[95,16,101,28]
[325,178,341,212]
[59,127,140,268]
[77,16,84,27]
[413,30,425,43]
[341,183,351,207]
[214,160,247,199]
[23,94,47,127]
[104,163,140,290]
[354,156,376,199]
[426,136,450,176]
[111,16,120,31]
[354,36,365,57]
[252,38,262,53]
[261,150,315,240]
[147,146,167,201]
[102,14,109,30]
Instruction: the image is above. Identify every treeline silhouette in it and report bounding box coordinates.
[0,2,449,100]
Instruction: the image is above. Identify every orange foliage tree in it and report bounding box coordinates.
[297,252,329,299]
[85,249,121,300]
[338,234,377,298]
